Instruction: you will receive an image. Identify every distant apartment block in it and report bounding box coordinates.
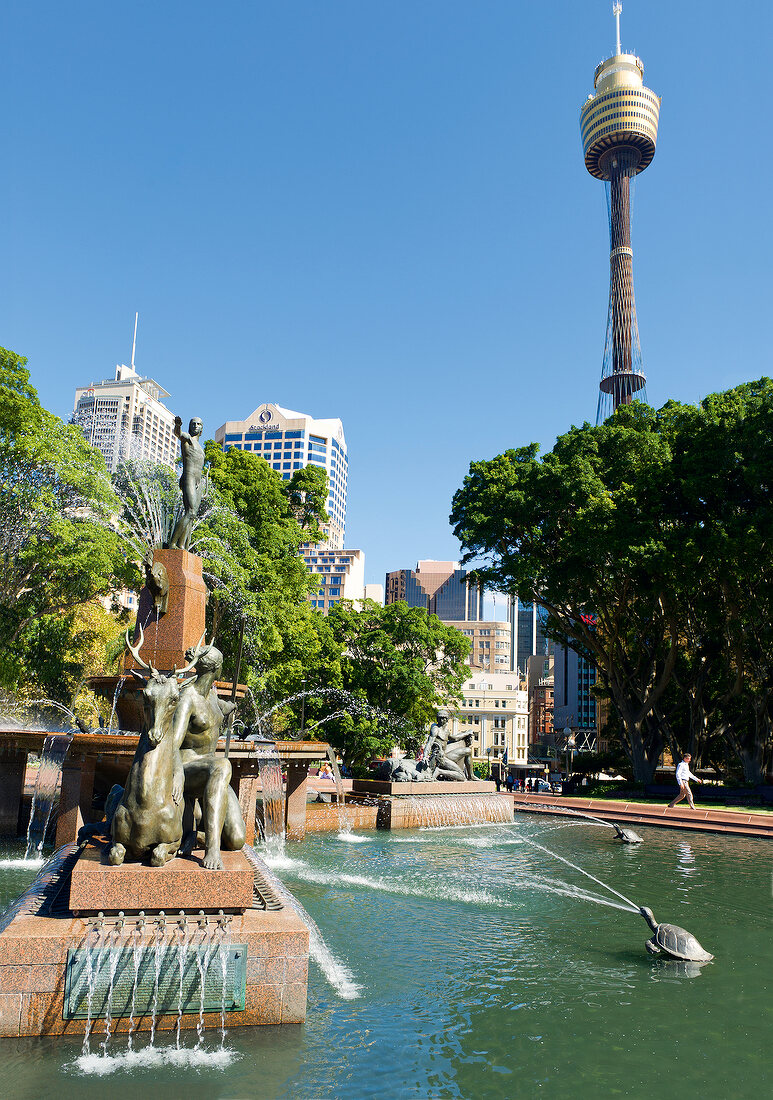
[446,621,512,672]
[215,402,347,550]
[527,653,554,743]
[450,671,529,767]
[73,363,177,472]
[302,547,365,613]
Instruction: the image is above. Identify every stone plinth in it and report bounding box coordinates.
[352,779,496,796]
[0,907,308,1037]
[124,548,207,673]
[0,847,309,1037]
[69,843,254,914]
[285,762,308,841]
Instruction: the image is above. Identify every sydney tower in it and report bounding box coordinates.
[580,4,661,422]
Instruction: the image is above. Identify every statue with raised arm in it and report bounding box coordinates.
[424,708,478,782]
[171,638,246,869]
[168,415,206,550]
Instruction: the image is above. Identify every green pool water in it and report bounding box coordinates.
[0,818,770,1099]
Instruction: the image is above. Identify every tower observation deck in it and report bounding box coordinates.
[580,4,660,422]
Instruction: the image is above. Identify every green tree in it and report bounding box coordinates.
[307,600,471,771]
[451,383,773,784]
[0,347,130,698]
[451,402,680,782]
[198,443,327,696]
[655,381,773,782]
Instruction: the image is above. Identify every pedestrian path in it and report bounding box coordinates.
[510,793,773,839]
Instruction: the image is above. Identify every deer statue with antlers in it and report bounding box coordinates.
[108,625,202,866]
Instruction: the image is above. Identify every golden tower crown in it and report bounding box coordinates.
[580,3,660,180]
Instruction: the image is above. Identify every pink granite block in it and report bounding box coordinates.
[0,993,22,1037]
[69,842,254,913]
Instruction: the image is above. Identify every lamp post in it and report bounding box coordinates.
[300,677,307,741]
[486,746,493,779]
[563,725,576,780]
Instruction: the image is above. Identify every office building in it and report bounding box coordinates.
[215,402,348,549]
[385,561,483,621]
[553,643,600,752]
[510,597,552,676]
[72,363,177,472]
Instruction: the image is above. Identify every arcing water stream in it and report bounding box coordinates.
[24,732,73,860]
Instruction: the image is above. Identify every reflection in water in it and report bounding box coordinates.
[649,957,706,980]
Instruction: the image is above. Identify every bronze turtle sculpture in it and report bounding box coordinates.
[613,823,643,843]
[639,906,713,962]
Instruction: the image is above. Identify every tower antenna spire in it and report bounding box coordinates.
[613,2,622,56]
[130,311,138,370]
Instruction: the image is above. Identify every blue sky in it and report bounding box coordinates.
[3,2,771,587]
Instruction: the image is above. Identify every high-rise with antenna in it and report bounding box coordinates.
[581,3,660,422]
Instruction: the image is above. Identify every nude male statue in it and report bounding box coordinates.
[425,709,477,782]
[170,640,246,869]
[168,415,206,550]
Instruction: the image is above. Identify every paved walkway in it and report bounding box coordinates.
[510,793,773,839]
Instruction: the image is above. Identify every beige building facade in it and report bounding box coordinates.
[449,671,529,768]
[446,621,512,672]
[73,363,177,472]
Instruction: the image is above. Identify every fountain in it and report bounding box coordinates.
[24,733,74,860]
[351,707,508,830]
[0,413,311,1042]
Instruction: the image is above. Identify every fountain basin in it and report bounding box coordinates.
[352,779,495,796]
[87,677,250,736]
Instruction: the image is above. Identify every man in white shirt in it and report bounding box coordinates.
[668,753,702,809]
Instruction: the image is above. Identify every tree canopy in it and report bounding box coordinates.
[0,347,131,697]
[451,381,773,783]
[300,600,471,771]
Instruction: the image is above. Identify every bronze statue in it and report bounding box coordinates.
[108,628,197,866]
[143,555,169,614]
[168,416,206,551]
[171,639,246,870]
[424,709,477,782]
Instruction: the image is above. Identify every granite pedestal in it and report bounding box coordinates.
[69,842,255,914]
[124,548,208,673]
[0,843,309,1038]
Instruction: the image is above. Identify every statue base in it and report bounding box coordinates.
[352,779,495,796]
[0,843,309,1038]
[124,548,208,673]
[69,842,255,914]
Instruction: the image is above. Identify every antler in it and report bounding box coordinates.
[174,632,213,677]
[125,623,154,672]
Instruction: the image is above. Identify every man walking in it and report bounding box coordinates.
[668,753,702,809]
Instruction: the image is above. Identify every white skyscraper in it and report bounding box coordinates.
[215,402,348,549]
[72,362,177,472]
